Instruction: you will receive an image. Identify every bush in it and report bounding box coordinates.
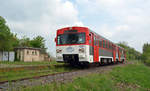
[144,60,150,66]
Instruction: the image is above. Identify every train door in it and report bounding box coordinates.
[93,35,99,62]
[90,33,94,61]
[113,45,116,62]
[116,47,119,61]
[118,48,121,62]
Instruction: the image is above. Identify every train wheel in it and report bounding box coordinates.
[107,59,109,64]
[100,58,104,66]
[108,58,112,65]
[121,59,125,63]
[115,59,119,64]
[110,59,113,64]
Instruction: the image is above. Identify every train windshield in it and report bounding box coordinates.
[57,33,86,45]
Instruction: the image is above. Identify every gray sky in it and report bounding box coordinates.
[0,0,150,55]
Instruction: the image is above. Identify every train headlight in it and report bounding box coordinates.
[79,48,85,53]
[79,55,85,59]
[56,49,62,53]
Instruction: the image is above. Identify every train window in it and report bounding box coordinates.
[57,33,86,45]
[109,43,111,50]
[110,43,112,50]
[94,40,96,45]
[110,43,111,49]
[103,40,105,48]
[108,42,110,49]
[108,41,109,48]
[97,40,99,46]
[106,41,108,48]
[95,40,97,46]
[89,34,91,36]
[99,40,102,47]
[120,49,122,53]
[119,48,121,53]
[89,40,91,44]
[94,37,96,45]
[57,36,60,44]
[89,33,92,44]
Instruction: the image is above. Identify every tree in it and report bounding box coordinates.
[30,36,45,48]
[19,36,31,47]
[0,16,19,61]
[18,35,47,52]
[0,16,16,51]
[142,43,150,63]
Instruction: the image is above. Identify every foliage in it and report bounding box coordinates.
[117,42,141,61]
[21,62,150,91]
[0,16,46,50]
[0,16,19,51]
[19,36,31,47]
[18,36,47,52]
[30,36,45,48]
[142,43,150,65]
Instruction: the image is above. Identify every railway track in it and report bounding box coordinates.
[0,64,66,72]
[0,62,129,91]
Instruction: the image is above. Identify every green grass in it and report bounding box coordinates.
[22,74,116,91]
[111,62,150,90]
[0,64,76,82]
[21,62,150,91]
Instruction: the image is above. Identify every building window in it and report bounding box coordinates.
[35,51,37,55]
[27,51,29,55]
[32,51,34,55]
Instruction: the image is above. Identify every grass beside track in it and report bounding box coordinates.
[0,66,75,82]
[0,61,77,82]
[0,61,60,66]
[21,61,150,91]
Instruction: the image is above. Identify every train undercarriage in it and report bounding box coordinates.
[62,54,125,67]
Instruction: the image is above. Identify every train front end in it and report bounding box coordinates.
[55,27,91,65]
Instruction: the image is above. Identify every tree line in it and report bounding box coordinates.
[142,43,150,65]
[118,41,150,66]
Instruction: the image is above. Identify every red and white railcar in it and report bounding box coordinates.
[55,26,126,65]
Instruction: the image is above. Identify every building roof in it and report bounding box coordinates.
[14,47,47,54]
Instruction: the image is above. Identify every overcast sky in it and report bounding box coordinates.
[0,0,150,55]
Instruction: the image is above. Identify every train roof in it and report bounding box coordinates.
[57,26,89,31]
[89,29,124,49]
